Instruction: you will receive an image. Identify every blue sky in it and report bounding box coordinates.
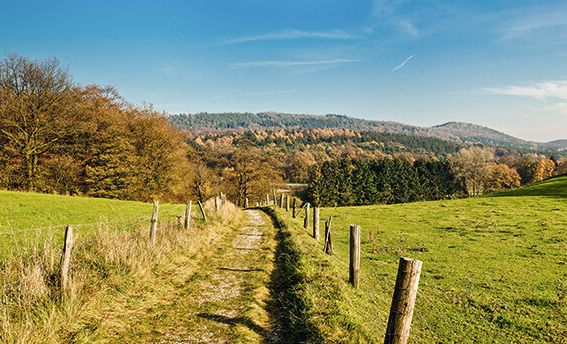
[1,0,567,141]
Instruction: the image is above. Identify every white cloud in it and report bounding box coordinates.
[499,7,567,41]
[391,54,415,72]
[234,59,361,68]
[484,80,567,101]
[223,30,358,44]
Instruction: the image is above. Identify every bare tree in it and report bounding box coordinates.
[452,146,494,196]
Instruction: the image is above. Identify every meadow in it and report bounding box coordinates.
[276,174,567,343]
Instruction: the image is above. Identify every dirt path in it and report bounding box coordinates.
[112,210,279,344]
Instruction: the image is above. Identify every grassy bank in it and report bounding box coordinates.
[0,197,240,343]
[271,174,567,343]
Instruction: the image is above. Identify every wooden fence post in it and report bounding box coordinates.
[286,195,290,212]
[292,198,297,218]
[313,207,320,241]
[349,225,361,289]
[184,201,192,230]
[245,198,249,208]
[273,191,277,206]
[280,193,285,208]
[198,200,207,222]
[384,257,422,344]
[215,196,220,213]
[304,203,310,230]
[266,194,270,205]
[60,225,74,291]
[149,200,159,245]
[324,217,333,255]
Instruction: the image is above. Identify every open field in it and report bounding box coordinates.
[0,190,188,256]
[275,174,567,343]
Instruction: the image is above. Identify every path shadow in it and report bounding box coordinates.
[196,313,268,338]
[218,267,264,273]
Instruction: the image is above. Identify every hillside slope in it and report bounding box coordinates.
[169,112,565,151]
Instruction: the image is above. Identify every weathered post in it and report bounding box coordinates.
[324,217,333,255]
[266,194,270,205]
[245,198,249,208]
[280,193,285,208]
[313,207,320,241]
[286,195,290,212]
[198,200,207,222]
[384,258,422,344]
[215,196,220,213]
[273,191,277,206]
[292,198,297,217]
[149,200,159,245]
[184,201,192,230]
[304,203,310,230]
[60,225,74,291]
[349,225,361,289]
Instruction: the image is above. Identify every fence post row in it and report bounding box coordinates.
[349,224,361,289]
[60,225,74,291]
[313,207,320,241]
[324,217,333,255]
[198,200,207,222]
[384,257,422,344]
[184,201,192,230]
[303,203,311,230]
[149,200,159,245]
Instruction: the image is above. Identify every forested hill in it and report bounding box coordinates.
[169,112,565,151]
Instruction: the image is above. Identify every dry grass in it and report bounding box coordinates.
[0,198,242,343]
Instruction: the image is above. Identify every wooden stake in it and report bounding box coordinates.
[149,200,159,245]
[292,198,297,218]
[313,207,320,241]
[198,200,207,222]
[324,217,333,255]
[60,225,74,291]
[266,194,270,205]
[245,197,249,208]
[280,193,285,208]
[349,225,361,289]
[286,195,290,212]
[215,196,220,213]
[384,257,422,344]
[184,201,192,230]
[304,203,310,230]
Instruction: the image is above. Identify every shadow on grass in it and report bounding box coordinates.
[196,313,268,338]
[259,206,324,344]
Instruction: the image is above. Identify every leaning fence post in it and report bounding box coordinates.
[60,225,74,291]
[349,225,361,289]
[184,201,192,230]
[313,207,320,241]
[198,200,207,222]
[286,195,290,212]
[324,217,333,255]
[304,203,310,230]
[384,257,422,344]
[149,200,159,245]
[292,198,297,218]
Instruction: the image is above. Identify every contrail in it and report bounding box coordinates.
[392,54,415,72]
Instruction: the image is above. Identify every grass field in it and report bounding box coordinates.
[280,174,567,343]
[0,190,187,256]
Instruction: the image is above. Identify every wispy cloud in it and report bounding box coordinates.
[484,80,567,101]
[372,0,409,17]
[212,90,294,100]
[391,54,415,72]
[223,29,358,44]
[499,6,567,41]
[234,59,361,68]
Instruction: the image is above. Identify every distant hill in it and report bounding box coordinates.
[169,112,565,152]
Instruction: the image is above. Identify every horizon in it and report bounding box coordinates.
[2,1,566,142]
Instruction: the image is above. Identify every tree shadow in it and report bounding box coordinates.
[196,313,268,338]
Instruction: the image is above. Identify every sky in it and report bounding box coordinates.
[1,0,566,142]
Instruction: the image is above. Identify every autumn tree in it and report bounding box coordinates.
[452,146,494,196]
[533,158,556,182]
[484,164,521,193]
[0,53,76,190]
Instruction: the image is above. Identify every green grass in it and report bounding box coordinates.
[0,190,187,257]
[280,174,567,343]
